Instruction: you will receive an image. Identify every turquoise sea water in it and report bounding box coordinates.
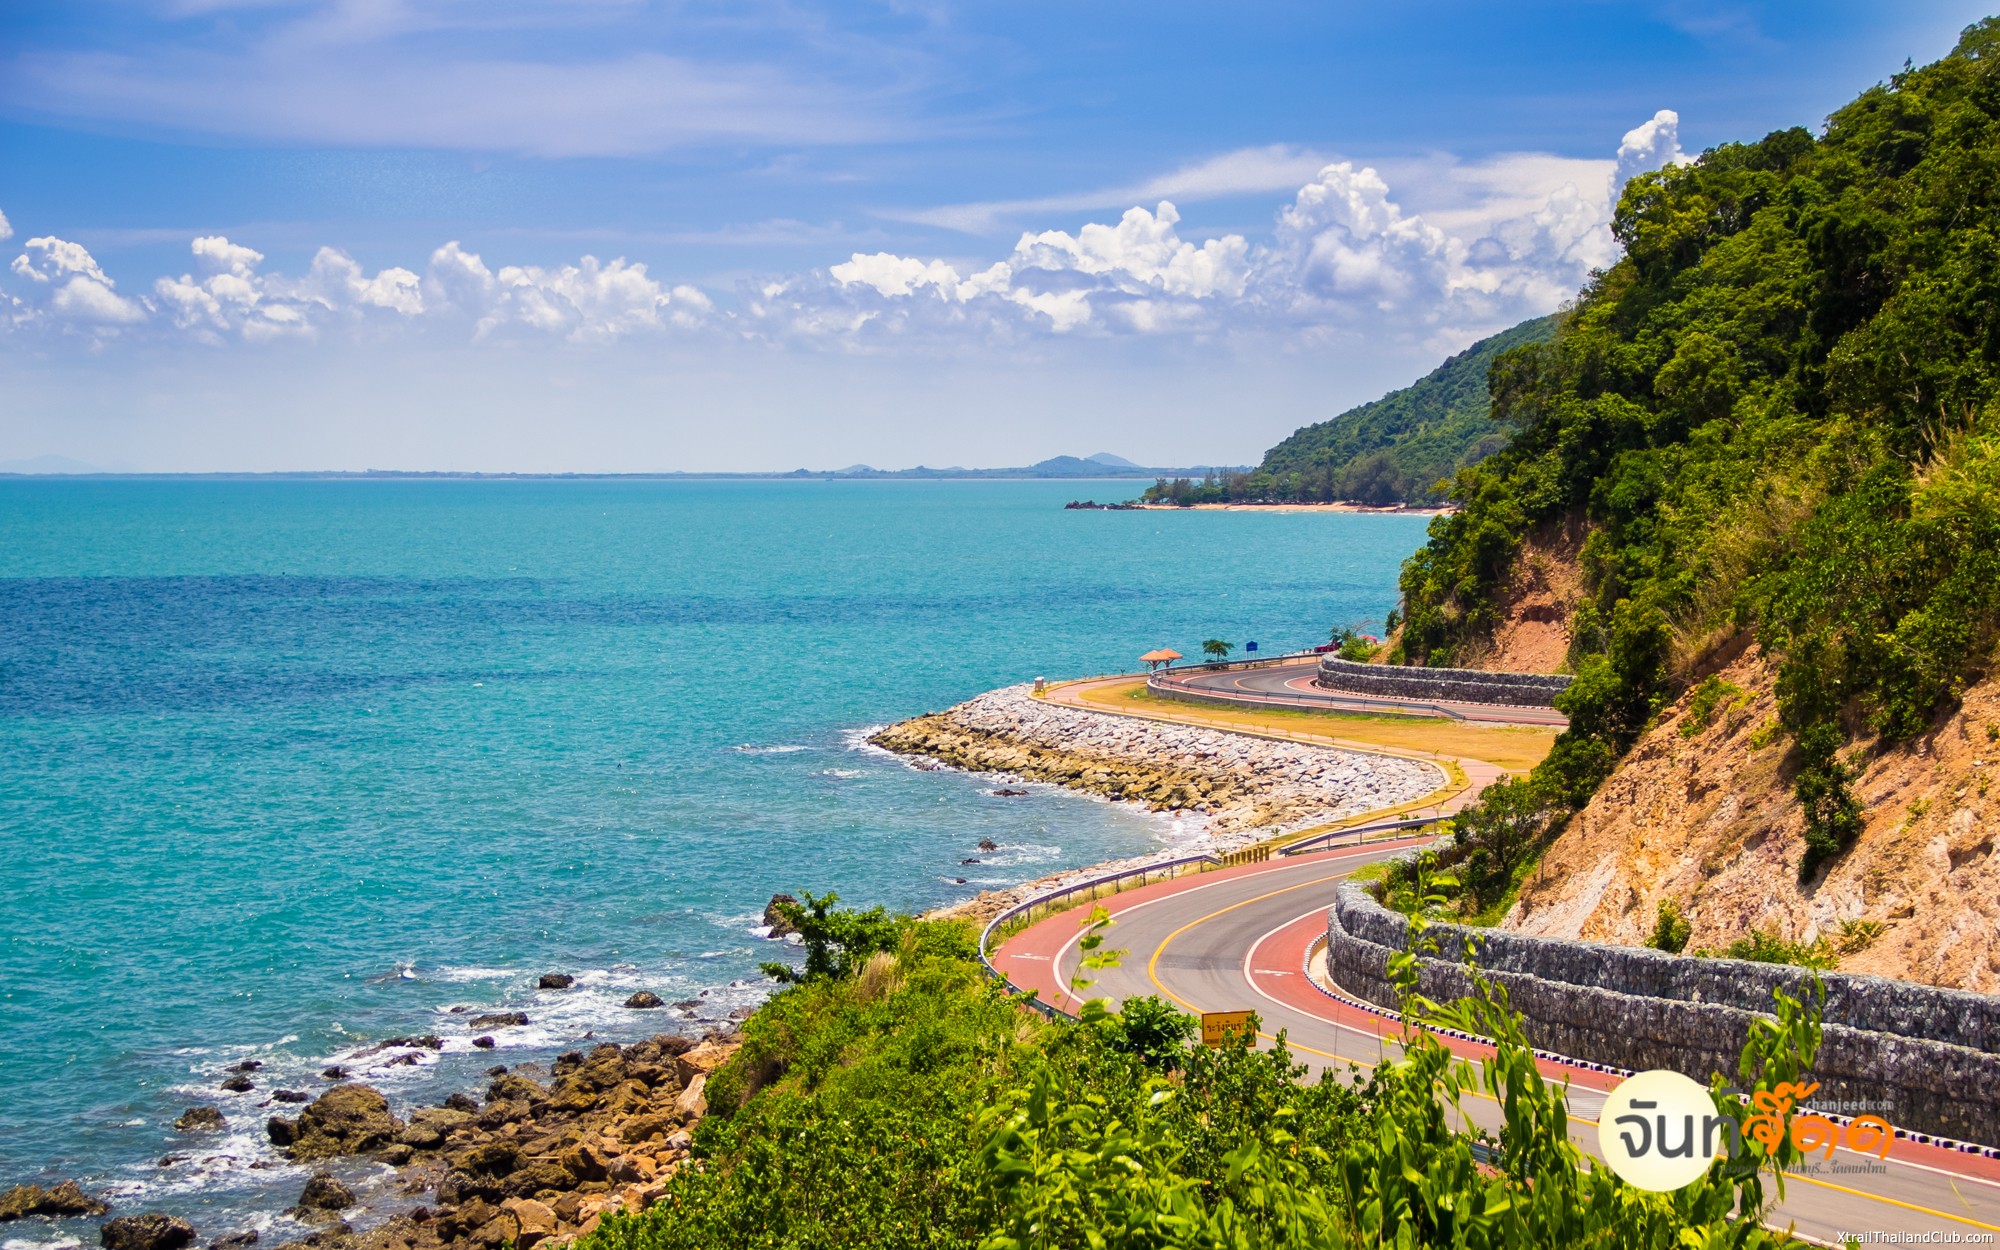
[0,478,1428,1240]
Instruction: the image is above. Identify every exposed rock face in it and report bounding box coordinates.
[271,1085,401,1161]
[1504,642,2000,991]
[536,974,574,990]
[870,685,1442,842]
[1457,520,1585,674]
[101,1214,195,1250]
[623,992,663,1009]
[0,1181,110,1220]
[175,1107,226,1133]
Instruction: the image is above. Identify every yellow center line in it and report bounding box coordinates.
[1141,872,2000,1234]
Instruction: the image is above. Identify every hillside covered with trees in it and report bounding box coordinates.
[1140,314,1556,506]
[1396,20,2000,929]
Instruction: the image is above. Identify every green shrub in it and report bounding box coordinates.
[1647,899,1692,953]
[1679,676,1747,737]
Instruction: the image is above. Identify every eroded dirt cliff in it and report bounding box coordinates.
[1502,641,2000,991]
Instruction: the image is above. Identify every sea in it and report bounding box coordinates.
[0,478,1430,1244]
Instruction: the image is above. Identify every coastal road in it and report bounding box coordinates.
[991,844,2000,1245]
[1161,657,1572,727]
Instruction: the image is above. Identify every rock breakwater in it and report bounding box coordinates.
[871,685,1445,845]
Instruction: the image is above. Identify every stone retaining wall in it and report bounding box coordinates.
[1325,882,2000,1145]
[1316,656,1571,707]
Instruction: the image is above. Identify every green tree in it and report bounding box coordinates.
[1200,639,1235,663]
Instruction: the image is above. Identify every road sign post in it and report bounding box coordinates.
[1200,1010,1255,1047]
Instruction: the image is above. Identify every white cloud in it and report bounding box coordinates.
[1614,109,1690,194]
[0,111,1686,352]
[10,236,147,326]
[891,145,1336,234]
[0,209,12,242]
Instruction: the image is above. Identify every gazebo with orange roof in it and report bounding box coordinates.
[1140,648,1182,672]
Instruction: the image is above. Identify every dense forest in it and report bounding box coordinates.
[1398,20,2000,913]
[1141,315,1556,507]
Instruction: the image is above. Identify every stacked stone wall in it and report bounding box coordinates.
[1315,656,1571,707]
[1325,883,2000,1145]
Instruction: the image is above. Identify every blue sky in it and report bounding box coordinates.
[0,1,1991,472]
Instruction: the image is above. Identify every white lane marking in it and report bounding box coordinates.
[1034,845,1417,1010]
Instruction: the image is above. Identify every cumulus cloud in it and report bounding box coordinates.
[779,110,1687,347]
[10,236,147,326]
[1,112,1686,352]
[0,209,12,242]
[1614,109,1690,194]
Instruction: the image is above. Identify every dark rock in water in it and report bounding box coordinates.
[283,1085,400,1161]
[762,892,800,937]
[443,1092,480,1114]
[319,1066,346,1081]
[484,1066,508,1078]
[266,1116,298,1147]
[211,1232,258,1249]
[960,858,980,864]
[951,877,968,885]
[470,1035,496,1050]
[551,1051,585,1075]
[385,1053,419,1067]
[978,837,1000,850]
[377,1035,443,1051]
[175,1106,227,1133]
[158,1155,185,1168]
[465,1012,528,1031]
[271,1090,309,1104]
[990,789,1029,797]
[219,1075,254,1093]
[0,1181,111,1220]
[672,999,700,1011]
[101,1213,195,1250]
[624,991,663,1009]
[295,1172,355,1212]
[377,1143,414,1167]
[537,973,574,990]
[228,1061,263,1074]
[729,1005,756,1020]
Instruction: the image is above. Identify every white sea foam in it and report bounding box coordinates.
[730,743,809,754]
[818,768,864,779]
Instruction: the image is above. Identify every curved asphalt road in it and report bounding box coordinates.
[993,845,2000,1245]
[1167,657,1572,727]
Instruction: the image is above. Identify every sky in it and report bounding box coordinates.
[0,2,1993,473]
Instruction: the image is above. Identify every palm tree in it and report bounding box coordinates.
[1201,639,1234,665]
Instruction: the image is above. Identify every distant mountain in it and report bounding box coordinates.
[0,454,111,474]
[1086,452,1143,468]
[1253,313,1559,505]
[798,455,1242,480]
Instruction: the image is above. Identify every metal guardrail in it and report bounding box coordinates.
[976,851,1221,1019]
[974,820,1447,1018]
[1279,815,1441,856]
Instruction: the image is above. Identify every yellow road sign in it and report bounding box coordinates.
[1201,1010,1254,1047]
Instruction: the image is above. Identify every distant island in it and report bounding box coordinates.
[0,451,1247,481]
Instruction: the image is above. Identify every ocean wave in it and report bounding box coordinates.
[730,743,809,754]
[817,768,864,779]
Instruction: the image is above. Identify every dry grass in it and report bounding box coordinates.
[1071,679,1560,774]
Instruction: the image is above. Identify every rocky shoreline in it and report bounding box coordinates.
[871,684,1446,919]
[5,1029,743,1250]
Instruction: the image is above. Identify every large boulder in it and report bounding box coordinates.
[101,1213,195,1250]
[673,1041,736,1086]
[623,992,662,1010]
[536,973,574,990]
[762,894,800,937]
[174,1107,225,1133]
[283,1085,401,1161]
[290,1173,355,1217]
[465,1012,527,1031]
[0,1181,110,1220]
